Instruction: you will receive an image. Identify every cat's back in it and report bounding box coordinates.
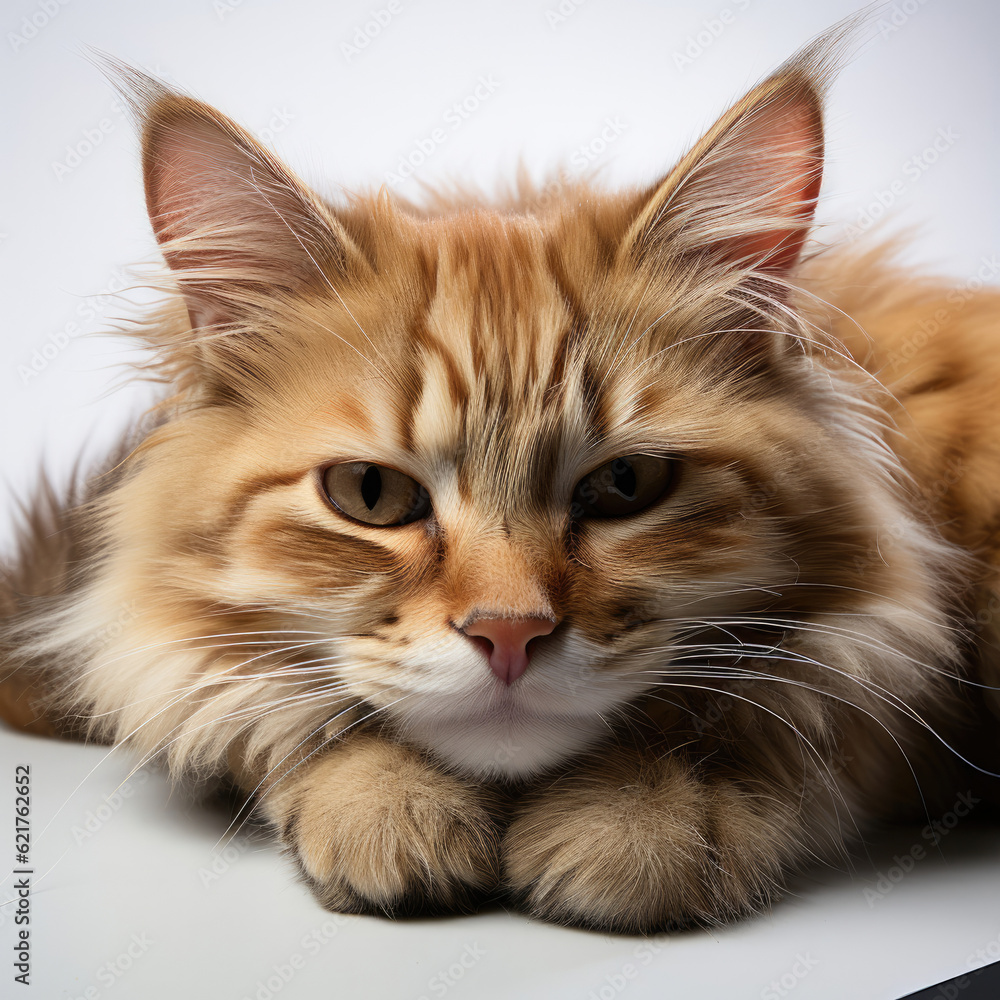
[806,245,1000,671]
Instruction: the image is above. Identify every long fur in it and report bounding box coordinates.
[2,30,998,933]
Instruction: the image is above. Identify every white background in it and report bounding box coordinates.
[1,0,1000,997]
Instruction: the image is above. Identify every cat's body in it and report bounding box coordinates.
[2,40,999,933]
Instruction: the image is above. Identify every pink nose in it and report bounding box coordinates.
[462,616,556,685]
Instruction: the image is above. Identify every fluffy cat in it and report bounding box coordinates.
[2,32,999,933]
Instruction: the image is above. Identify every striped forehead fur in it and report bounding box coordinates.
[8,23,1000,934]
[5,26,977,810]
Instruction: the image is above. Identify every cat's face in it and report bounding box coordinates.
[101,62,900,778]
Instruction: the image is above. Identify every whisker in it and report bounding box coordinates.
[218,693,415,849]
[643,680,860,848]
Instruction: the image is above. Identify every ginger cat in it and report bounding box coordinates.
[2,35,998,932]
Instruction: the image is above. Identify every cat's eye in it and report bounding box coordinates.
[572,454,674,518]
[321,462,431,526]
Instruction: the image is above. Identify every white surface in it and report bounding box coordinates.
[2,728,1000,1000]
[2,0,1000,997]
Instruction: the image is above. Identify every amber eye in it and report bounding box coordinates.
[322,462,431,526]
[572,454,674,518]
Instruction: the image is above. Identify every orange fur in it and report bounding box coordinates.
[1,32,998,932]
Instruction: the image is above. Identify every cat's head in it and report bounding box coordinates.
[87,46,949,780]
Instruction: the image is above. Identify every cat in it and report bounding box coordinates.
[2,28,999,935]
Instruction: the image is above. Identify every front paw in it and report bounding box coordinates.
[502,749,804,933]
[273,737,502,916]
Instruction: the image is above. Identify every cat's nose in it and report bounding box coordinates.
[461,616,556,686]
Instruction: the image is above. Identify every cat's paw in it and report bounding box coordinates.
[503,749,803,933]
[274,737,502,916]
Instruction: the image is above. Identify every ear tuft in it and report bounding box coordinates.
[93,55,365,333]
[622,18,863,280]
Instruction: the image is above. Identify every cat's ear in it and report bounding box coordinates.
[111,65,366,332]
[622,48,831,279]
